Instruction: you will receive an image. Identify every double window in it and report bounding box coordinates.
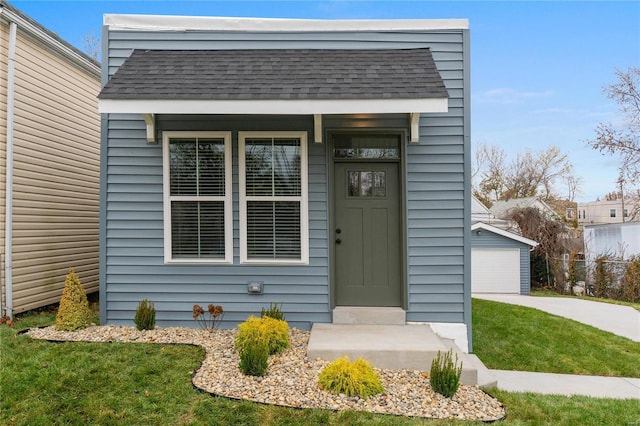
[163,131,308,264]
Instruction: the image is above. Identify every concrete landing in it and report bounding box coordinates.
[307,323,487,386]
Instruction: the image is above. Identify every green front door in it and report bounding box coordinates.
[334,162,402,306]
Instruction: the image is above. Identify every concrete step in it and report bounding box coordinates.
[332,306,406,325]
[307,323,481,386]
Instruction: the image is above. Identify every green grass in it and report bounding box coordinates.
[531,289,640,311]
[1,308,639,425]
[472,298,640,377]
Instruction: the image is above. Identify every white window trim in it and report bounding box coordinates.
[163,131,233,263]
[239,131,309,264]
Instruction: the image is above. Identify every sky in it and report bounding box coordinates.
[11,0,640,203]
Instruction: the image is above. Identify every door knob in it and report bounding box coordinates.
[336,228,342,234]
[336,238,342,244]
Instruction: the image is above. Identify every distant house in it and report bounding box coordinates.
[489,197,559,221]
[583,222,640,262]
[97,14,475,349]
[0,1,101,316]
[578,198,640,225]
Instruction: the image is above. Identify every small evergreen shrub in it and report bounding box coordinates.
[236,316,290,355]
[429,349,463,398]
[56,268,93,331]
[318,356,384,398]
[238,339,269,377]
[134,299,156,331]
[261,302,285,321]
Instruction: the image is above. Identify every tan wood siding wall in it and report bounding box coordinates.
[7,28,99,313]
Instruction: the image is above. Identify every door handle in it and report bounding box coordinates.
[336,238,342,244]
[336,228,342,234]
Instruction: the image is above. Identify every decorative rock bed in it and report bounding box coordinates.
[26,326,505,421]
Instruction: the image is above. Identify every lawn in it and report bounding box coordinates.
[1,305,638,425]
[472,298,640,377]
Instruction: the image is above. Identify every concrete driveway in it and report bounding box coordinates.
[473,294,640,342]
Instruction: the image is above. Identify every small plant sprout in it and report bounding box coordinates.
[192,304,224,332]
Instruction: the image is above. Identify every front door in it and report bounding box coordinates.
[334,162,402,306]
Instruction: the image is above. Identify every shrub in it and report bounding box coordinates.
[134,299,156,331]
[593,254,614,298]
[621,255,640,303]
[318,356,384,398]
[261,302,285,321]
[429,349,463,398]
[238,339,269,376]
[192,304,224,332]
[55,268,93,331]
[236,316,290,356]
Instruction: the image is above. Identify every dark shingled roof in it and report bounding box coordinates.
[98,49,448,101]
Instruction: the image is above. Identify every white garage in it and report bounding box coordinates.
[471,222,538,295]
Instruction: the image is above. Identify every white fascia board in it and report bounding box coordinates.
[104,14,468,32]
[472,222,539,247]
[99,98,448,115]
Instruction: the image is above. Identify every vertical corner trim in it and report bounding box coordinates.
[143,113,156,144]
[409,113,420,143]
[314,114,323,143]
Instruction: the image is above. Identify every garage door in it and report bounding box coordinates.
[472,248,520,293]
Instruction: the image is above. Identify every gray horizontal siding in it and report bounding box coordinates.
[102,24,469,328]
[471,230,532,295]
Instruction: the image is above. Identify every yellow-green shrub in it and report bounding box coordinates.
[55,268,93,331]
[318,356,384,398]
[235,316,290,355]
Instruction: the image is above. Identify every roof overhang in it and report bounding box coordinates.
[472,222,539,248]
[98,48,450,143]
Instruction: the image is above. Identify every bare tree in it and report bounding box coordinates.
[473,144,577,203]
[588,67,640,182]
[82,31,101,61]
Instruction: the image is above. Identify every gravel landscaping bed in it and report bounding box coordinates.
[26,325,505,421]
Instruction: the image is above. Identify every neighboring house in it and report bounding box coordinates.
[489,197,559,221]
[583,222,640,263]
[471,196,512,230]
[0,1,101,316]
[578,198,640,225]
[471,197,537,294]
[98,15,473,349]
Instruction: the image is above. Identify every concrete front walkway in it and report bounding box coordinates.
[490,370,640,399]
[473,294,640,342]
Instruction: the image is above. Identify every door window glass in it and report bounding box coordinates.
[348,171,386,197]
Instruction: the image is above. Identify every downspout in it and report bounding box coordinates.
[3,20,17,317]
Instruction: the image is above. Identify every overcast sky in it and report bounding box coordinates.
[12,0,640,202]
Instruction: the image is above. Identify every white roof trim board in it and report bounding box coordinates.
[103,14,469,32]
[98,98,448,115]
[472,222,538,247]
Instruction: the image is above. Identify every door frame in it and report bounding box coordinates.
[327,129,408,309]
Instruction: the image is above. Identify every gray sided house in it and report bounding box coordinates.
[98,16,472,349]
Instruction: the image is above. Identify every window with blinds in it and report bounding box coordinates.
[163,132,232,263]
[239,132,309,263]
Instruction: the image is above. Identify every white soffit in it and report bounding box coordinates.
[98,98,448,115]
[103,14,469,32]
